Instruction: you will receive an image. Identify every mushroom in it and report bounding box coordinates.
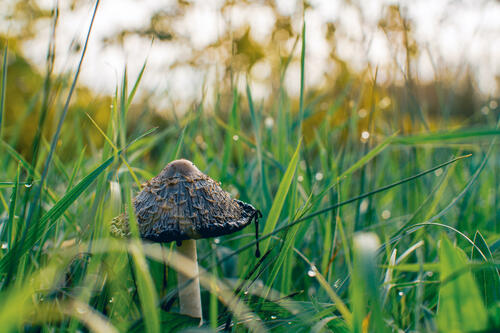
[111,159,261,322]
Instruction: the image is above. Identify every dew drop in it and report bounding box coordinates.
[288,321,292,325]
[333,279,340,288]
[315,172,323,181]
[381,209,391,220]
[214,238,220,244]
[24,183,32,188]
[1,243,7,250]
[109,297,114,303]
[490,100,498,109]
[398,291,404,297]
[270,315,277,320]
[232,135,239,141]
[297,175,304,182]
[307,267,317,277]
[361,131,370,142]
[244,291,248,295]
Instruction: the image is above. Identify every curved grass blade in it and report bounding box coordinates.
[437,235,488,332]
[393,128,500,144]
[127,58,147,109]
[261,139,301,254]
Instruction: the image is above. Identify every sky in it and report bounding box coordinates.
[2,0,499,109]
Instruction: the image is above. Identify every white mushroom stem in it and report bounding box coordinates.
[177,239,203,322]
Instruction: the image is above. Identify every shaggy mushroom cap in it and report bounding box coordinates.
[132,159,260,244]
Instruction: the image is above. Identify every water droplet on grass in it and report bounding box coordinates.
[270,315,277,320]
[307,267,317,277]
[361,131,370,142]
[232,135,239,141]
[24,183,32,188]
[398,291,404,296]
[381,209,391,220]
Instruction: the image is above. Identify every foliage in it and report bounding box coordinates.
[0,3,499,333]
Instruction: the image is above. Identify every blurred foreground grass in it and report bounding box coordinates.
[0,7,500,333]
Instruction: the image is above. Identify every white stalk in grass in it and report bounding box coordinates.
[176,239,202,321]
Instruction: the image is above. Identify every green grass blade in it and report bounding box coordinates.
[127,58,147,109]
[171,124,187,161]
[246,82,272,207]
[260,139,301,254]
[393,128,500,144]
[339,132,397,180]
[298,21,306,134]
[67,147,86,190]
[437,235,488,332]
[471,231,500,306]
[1,140,36,175]
[0,43,7,139]
[222,88,238,178]
[6,164,20,245]
[126,183,160,333]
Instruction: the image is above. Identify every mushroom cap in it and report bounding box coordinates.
[132,159,259,243]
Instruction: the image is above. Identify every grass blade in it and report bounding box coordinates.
[437,235,488,332]
[393,128,500,144]
[0,42,7,139]
[471,231,500,306]
[339,132,397,180]
[260,139,301,254]
[127,58,147,109]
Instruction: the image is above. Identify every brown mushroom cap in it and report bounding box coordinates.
[132,159,260,245]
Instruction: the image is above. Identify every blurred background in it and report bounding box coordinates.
[0,0,499,157]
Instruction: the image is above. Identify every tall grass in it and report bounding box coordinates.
[0,4,499,332]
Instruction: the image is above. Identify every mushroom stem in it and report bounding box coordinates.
[176,239,203,322]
